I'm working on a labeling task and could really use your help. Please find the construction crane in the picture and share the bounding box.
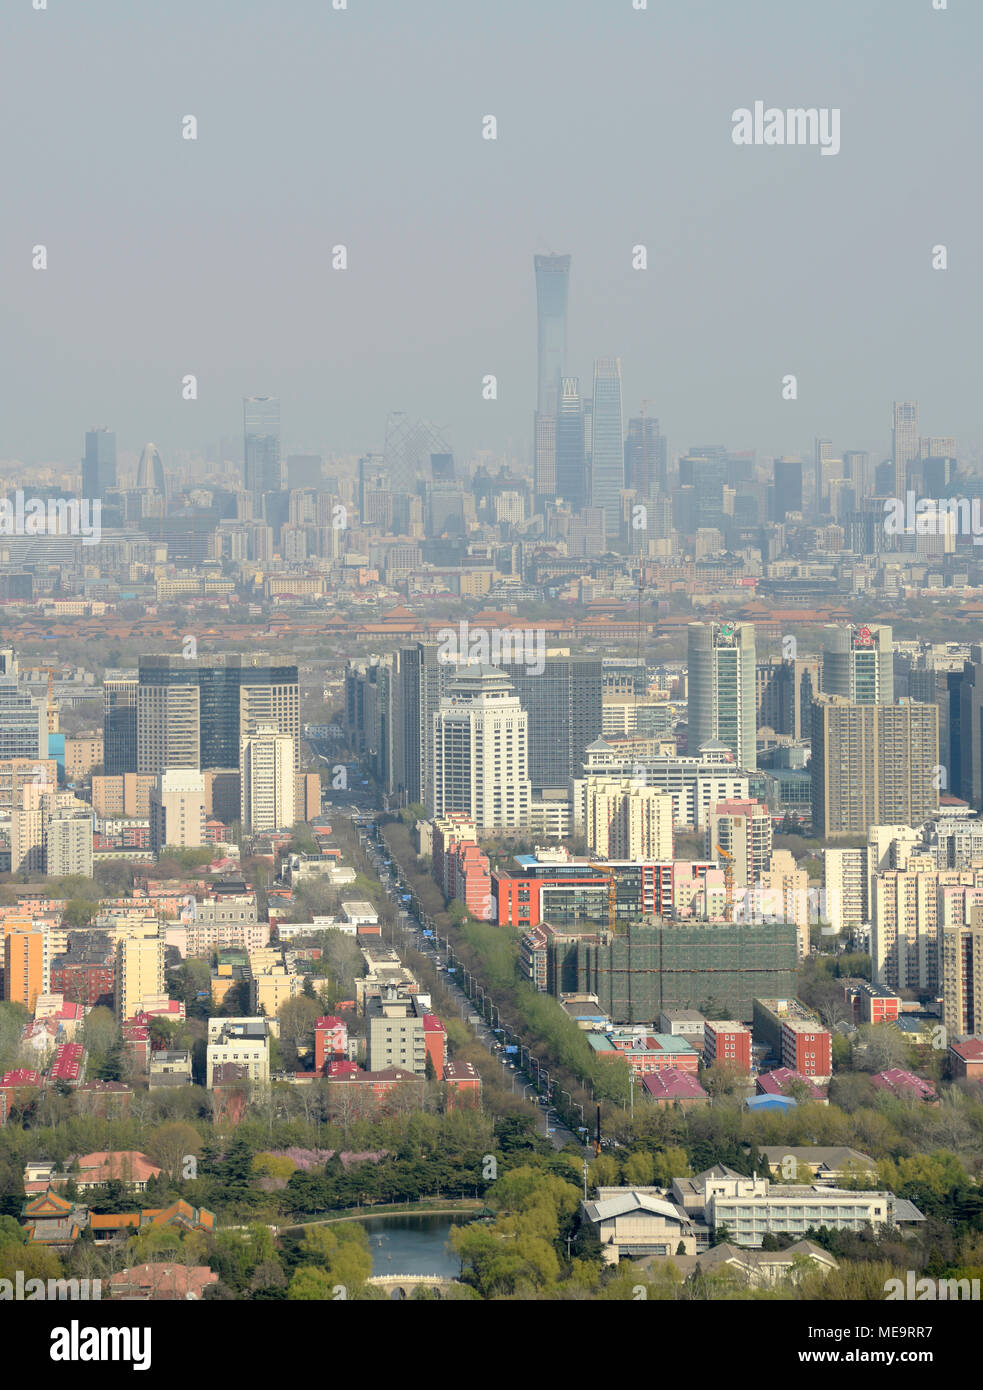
[716,844,734,921]
[607,875,617,933]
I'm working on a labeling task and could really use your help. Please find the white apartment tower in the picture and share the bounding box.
[240,722,296,832]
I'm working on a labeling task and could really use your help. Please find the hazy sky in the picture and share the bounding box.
[2,0,980,472]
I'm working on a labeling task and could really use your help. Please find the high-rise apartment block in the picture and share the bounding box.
[585,780,674,861]
[240,722,296,832]
[115,935,165,1021]
[707,799,773,890]
[811,695,938,837]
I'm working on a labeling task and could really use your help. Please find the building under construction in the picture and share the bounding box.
[575,921,798,1023]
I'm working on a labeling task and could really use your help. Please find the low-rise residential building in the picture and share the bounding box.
[869,1069,937,1101]
[641,1068,709,1106]
[756,1067,828,1103]
[845,980,902,1025]
[148,1051,193,1090]
[949,1038,983,1081]
[109,1264,219,1301]
[206,1017,271,1090]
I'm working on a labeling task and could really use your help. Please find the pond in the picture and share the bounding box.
[365,1213,472,1277]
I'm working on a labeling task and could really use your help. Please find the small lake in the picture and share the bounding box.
[365,1214,471,1277]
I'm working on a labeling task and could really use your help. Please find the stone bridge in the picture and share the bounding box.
[367,1274,458,1299]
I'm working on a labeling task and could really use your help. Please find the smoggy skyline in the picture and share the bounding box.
[2,0,981,470]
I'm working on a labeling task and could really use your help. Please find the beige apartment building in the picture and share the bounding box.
[585,779,674,861]
[811,696,938,837]
[149,769,207,854]
[91,773,157,818]
[115,935,165,1020]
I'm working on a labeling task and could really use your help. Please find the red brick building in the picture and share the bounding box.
[423,1014,446,1079]
[443,1059,481,1107]
[780,1020,832,1081]
[314,1016,348,1073]
[703,1021,752,1074]
[949,1038,983,1081]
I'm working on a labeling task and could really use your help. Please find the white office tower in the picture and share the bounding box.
[431,667,531,834]
[240,722,296,832]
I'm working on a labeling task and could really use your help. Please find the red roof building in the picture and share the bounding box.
[442,1059,481,1107]
[72,1151,163,1192]
[109,1263,219,1301]
[949,1038,983,1082]
[0,1068,43,1125]
[756,1067,827,1103]
[641,1068,709,1106]
[49,1043,85,1086]
[869,1069,937,1102]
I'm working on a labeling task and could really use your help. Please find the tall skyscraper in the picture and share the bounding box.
[533,412,557,503]
[555,378,586,512]
[814,438,836,513]
[624,416,667,498]
[82,427,117,501]
[590,358,624,538]
[0,681,48,761]
[843,450,873,502]
[957,646,983,811]
[821,624,893,704]
[811,695,939,836]
[432,667,531,832]
[244,396,281,494]
[687,622,757,770]
[534,254,570,417]
[499,656,603,790]
[135,442,166,496]
[772,457,802,520]
[892,401,919,499]
[102,669,138,778]
[534,254,570,510]
[137,653,299,775]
